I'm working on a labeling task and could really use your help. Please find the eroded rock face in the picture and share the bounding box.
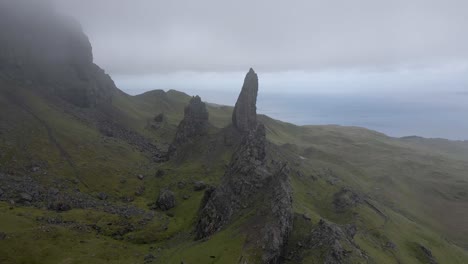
[299,219,367,264]
[232,68,259,132]
[0,1,115,107]
[195,125,269,238]
[168,96,209,157]
[196,127,293,263]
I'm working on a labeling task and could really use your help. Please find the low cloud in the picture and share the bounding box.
[54,0,468,75]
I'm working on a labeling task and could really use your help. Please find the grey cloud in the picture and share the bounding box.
[53,0,468,75]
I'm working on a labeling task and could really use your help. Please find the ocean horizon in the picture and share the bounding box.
[125,87,468,141]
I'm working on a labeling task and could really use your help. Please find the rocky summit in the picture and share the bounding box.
[232,68,259,132]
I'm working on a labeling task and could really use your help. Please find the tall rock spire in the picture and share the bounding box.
[232,68,258,132]
[196,70,293,263]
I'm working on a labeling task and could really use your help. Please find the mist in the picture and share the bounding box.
[50,0,468,139]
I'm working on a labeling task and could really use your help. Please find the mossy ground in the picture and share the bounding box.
[1,85,467,263]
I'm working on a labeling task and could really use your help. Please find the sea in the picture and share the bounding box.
[127,88,468,140]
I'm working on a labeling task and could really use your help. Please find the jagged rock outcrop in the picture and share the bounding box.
[308,219,365,264]
[0,1,116,107]
[287,219,368,264]
[168,96,209,157]
[418,244,438,264]
[195,69,293,263]
[195,125,269,238]
[232,68,259,132]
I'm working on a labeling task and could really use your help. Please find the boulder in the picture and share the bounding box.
[18,193,33,203]
[154,113,165,123]
[135,186,145,196]
[193,181,206,191]
[155,170,165,178]
[97,192,108,200]
[157,189,176,211]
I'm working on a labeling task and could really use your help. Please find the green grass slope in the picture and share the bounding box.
[0,83,467,263]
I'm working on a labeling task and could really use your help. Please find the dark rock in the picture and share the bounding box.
[49,188,59,196]
[101,128,114,137]
[18,192,33,202]
[47,201,71,212]
[97,192,108,200]
[97,120,165,162]
[154,113,165,123]
[333,187,363,212]
[0,188,4,197]
[144,253,156,263]
[46,216,64,225]
[135,186,145,196]
[137,174,144,180]
[196,127,292,263]
[302,214,311,221]
[196,125,268,238]
[385,241,397,250]
[232,68,258,132]
[155,170,165,178]
[193,181,206,191]
[306,219,367,264]
[419,244,438,264]
[122,196,134,203]
[0,173,152,219]
[0,232,6,240]
[195,70,293,263]
[177,181,186,189]
[157,189,176,211]
[168,96,209,157]
[182,195,190,200]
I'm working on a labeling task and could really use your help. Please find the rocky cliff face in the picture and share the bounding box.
[196,69,293,263]
[0,1,116,107]
[168,96,209,157]
[232,68,259,132]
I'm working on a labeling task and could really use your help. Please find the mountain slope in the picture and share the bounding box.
[0,2,467,264]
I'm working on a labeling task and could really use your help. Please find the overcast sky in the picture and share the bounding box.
[53,0,468,96]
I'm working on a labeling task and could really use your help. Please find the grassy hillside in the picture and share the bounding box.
[1,81,467,263]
